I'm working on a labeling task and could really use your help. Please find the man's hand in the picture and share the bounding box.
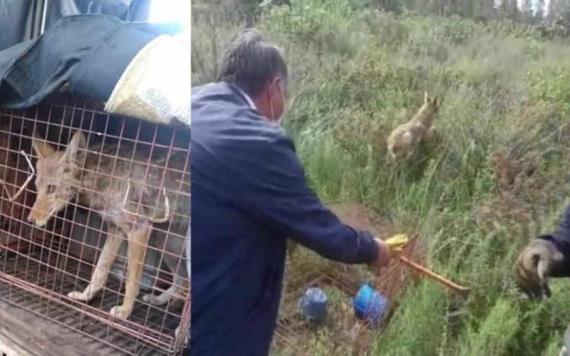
[516,238,564,299]
[368,238,392,270]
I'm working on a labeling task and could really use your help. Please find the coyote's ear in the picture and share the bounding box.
[424,91,429,103]
[32,133,56,159]
[62,131,86,165]
[432,96,440,108]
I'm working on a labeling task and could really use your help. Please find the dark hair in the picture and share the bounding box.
[217,28,288,98]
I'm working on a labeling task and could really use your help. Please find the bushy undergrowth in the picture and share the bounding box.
[193,1,570,354]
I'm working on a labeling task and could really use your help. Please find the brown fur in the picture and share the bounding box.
[516,238,563,299]
[28,131,190,326]
[387,92,441,161]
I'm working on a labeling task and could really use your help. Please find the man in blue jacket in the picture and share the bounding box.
[517,204,570,299]
[191,29,391,356]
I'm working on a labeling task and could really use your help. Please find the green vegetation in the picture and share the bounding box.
[192,1,570,354]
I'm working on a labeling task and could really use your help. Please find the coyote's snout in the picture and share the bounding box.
[27,197,51,227]
[29,131,190,328]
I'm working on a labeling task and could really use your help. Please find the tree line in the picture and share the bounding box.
[193,0,570,38]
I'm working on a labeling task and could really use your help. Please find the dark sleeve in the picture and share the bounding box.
[238,130,378,264]
[547,205,570,253]
[538,205,570,276]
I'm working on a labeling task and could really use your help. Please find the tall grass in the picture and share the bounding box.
[192,0,570,354]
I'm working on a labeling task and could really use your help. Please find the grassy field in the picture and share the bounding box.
[192,1,570,355]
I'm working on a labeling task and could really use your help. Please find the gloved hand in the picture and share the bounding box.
[516,237,565,299]
[367,233,408,271]
[367,237,392,270]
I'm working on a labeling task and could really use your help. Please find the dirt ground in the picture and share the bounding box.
[273,202,428,356]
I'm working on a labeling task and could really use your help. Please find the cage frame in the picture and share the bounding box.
[0,94,190,356]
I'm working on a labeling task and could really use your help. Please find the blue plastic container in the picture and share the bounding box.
[299,287,328,323]
[353,283,389,328]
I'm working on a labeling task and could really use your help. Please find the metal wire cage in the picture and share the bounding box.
[0,95,190,355]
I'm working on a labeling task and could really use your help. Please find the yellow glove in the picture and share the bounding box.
[385,234,409,252]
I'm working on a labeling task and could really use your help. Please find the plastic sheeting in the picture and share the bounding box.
[43,0,151,30]
[0,15,166,109]
[0,0,152,51]
[0,0,34,51]
[105,31,191,127]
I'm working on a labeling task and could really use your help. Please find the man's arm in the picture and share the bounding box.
[238,131,380,264]
[538,205,570,277]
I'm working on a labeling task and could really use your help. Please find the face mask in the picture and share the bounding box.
[272,105,283,126]
[269,80,285,127]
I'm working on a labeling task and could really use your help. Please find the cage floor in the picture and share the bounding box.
[0,251,185,355]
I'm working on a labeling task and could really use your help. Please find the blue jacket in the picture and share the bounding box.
[191,82,378,356]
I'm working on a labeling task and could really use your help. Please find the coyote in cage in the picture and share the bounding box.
[27,131,189,328]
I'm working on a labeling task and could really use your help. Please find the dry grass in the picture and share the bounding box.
[273,203,429,355]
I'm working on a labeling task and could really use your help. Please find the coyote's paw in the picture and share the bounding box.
[67,290,91,302]
[109,305,132,320]
[143,293,159,304]
[143,292,173,306]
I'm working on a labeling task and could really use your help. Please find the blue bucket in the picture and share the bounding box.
[299,287,328,323]
[353,283,388,328]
